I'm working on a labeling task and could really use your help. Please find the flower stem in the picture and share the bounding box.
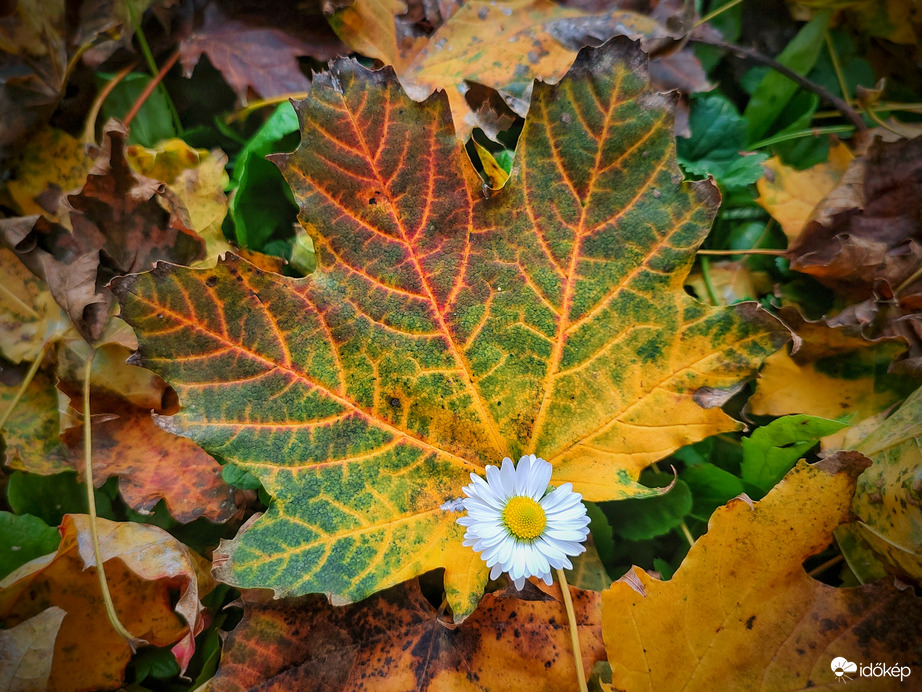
[82,352,145,650]
[0,347,46,431]
[555,568,588,692]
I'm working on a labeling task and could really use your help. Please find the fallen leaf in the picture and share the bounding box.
[0,515,213,690]
[113,40,788,616]
[209,579,604,691]
[0,606,66,692]
[603,452,922,691]
[851,385,922,581]
[787,137,922,300]
[0,0,67,167]
[1,120,206,342]
[126,139,231,260]
[755,142,853,242]
[749,308,915,426]
[0,362,70,474]
[684,259,772,305]
[0,247,69,365]
[328,0,690,139]
[61,400,239,523]
[179,1,343,102]
[3,128,93,226]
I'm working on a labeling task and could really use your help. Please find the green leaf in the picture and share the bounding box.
[0,511,60,580]
[222,463,264,491]
[132,646,181,682]
[743,10,832,143]
[7,471,116,527]
[682,463,745,520]
[97,72,178,147]
[113,40,788,616]
[228,102,300,250]
[602,473,693,541]
[740,414,847,496]
[678,94,768,190]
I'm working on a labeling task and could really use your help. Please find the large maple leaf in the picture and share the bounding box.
[112,38,788,617]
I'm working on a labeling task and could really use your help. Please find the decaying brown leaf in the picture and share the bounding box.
[0,120,205,342]
[210,579,604,691]
[788,137,922,300]
[179,0,345,101]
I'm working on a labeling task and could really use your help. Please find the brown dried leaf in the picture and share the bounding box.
[210,579,604,691]
[179,1,344,101]
[62,399,239,523]
[788,137,922,300]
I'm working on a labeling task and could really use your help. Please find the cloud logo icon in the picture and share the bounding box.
[831,657,858,681]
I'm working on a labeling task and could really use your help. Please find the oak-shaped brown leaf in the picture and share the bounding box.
[0,120,206,342]
[603,453,922,691]
[210,579,604,691]
[0,515,213,691]
[179,1,345,101]
[61,398,239,523]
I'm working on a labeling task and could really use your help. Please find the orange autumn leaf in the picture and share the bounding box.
[0,515,212,692]
[602,453,922,691]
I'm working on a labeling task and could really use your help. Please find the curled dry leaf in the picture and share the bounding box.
[602,453,922,691]
[0,515,213,691]
[0,120,206,342]
[209,579,604,691]
[787,136,922,300]
[114,39,788,616]
[0,0,67,167]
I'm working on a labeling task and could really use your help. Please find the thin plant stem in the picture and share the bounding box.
[226,92,308,124]
[124,50,180,128]
[555,568,588,692]
[0,347,46,431]
[131,11,182,134]
[862,105,915,138]
[695,0,745,27]
[84,62,137,145]
[690,37,866,132]
[750,124,855,149]
[895,265,922,297]
[699,256,721,306]
[824,32,851,103]
[82,352,145,650]
[807,553,843,578]
[697,248,786,256]
[680,522,696,548]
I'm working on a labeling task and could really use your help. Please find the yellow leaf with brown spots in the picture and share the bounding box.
[602,453,922,691]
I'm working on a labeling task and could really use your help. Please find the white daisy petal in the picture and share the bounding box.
[525,457,553,499]
[499,457,516,496]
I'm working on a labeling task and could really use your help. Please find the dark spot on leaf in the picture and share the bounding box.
[206,275,218,287]
[745,615,756,630]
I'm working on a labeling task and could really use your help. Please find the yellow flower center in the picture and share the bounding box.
[503,496,547,541]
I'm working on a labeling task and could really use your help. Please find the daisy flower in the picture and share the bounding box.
[457,454,590,589]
